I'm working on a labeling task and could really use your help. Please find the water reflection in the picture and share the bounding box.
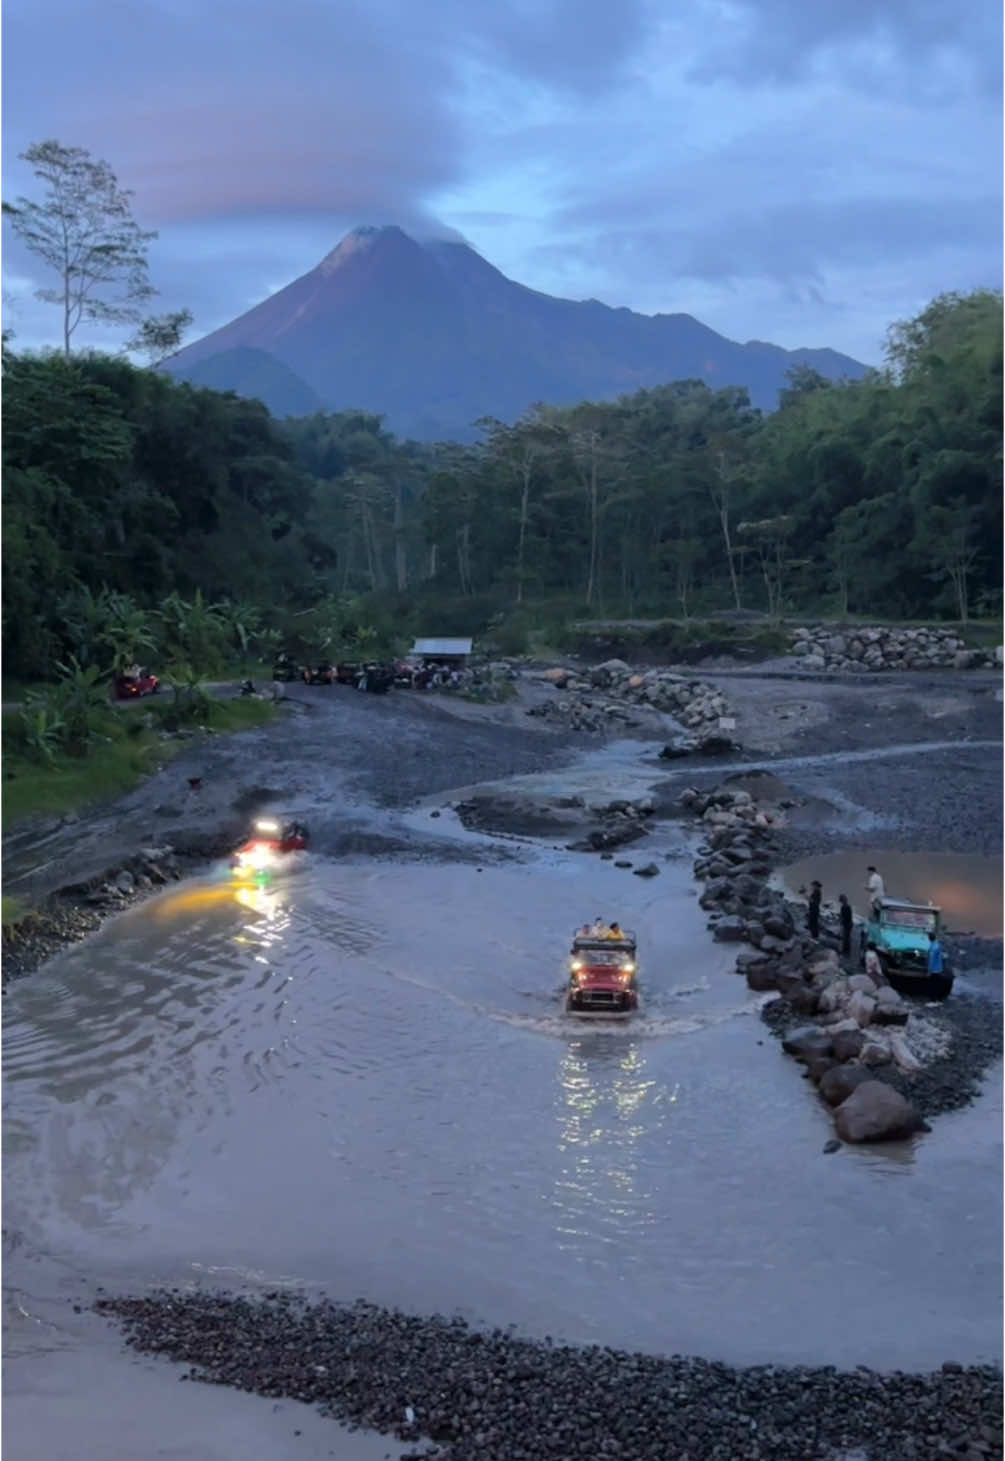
[779,850,1003,938]
[553,1038,677,1252]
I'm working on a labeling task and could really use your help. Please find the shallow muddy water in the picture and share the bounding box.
[779,850,1004,938]
[4,826,1002,1381]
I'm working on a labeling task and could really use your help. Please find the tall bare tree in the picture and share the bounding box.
[4,139,156,355]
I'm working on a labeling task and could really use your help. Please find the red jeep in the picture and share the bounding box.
[566,930,639,1017]
[113,668,160,699]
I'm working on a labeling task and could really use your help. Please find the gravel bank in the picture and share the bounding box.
[2,687,575,985]
[96,1290,1002,1461]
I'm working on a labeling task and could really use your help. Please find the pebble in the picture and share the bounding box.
[94,1290,1003,1461]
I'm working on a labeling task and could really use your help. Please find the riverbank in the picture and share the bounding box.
[5,662,1001,1461]
[97,1288,1002,1461]
[1,684,578,985]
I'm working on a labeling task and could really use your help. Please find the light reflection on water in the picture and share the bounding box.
[779,849,1003,938]
[2,852,1001,1370]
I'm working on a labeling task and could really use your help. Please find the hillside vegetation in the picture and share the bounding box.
[4,288,1001,688]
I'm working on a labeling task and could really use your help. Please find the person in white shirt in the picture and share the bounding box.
[866,866,885,916]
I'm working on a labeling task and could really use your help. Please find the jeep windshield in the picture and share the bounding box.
[881,907,938,933]
[572,948,635,970]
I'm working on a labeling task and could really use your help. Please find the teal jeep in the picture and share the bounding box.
[861,898,953,1000]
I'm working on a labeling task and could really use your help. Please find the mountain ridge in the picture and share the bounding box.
[164,225,868,439]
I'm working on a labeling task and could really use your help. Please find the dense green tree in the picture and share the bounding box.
[2,289,1000,682]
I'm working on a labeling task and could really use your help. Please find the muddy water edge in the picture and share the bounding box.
[3,674,1002,1461]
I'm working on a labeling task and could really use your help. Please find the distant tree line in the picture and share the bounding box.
[3,142,1001,680]
[3,283,1000,682]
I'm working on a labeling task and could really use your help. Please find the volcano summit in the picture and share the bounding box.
[164,225,866,439]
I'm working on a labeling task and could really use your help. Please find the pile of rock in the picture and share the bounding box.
[526,696,643,733]
[789,624,992,672]
[535,661,734,736]
[680,782,934,1143]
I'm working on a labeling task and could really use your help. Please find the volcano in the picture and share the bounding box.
[164,225,867,439]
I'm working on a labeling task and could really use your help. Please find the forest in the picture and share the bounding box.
[3,287,1002,686]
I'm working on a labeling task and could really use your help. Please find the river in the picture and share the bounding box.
[4,815,1001,1391]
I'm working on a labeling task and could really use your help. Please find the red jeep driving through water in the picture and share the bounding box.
[566,927,639,1017]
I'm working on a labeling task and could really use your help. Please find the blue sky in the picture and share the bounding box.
[3,0,1001,364]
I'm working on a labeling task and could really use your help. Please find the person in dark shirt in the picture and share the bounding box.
[838,893,854,957]
[807,880,822,938]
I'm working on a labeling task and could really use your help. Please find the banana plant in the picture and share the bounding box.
[52,658,111,756]
[158,590,227,674]
[163,659,212,724]
[99,605,159,673]
[16,700,66,763]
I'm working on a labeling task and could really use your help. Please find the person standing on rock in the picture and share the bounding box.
[838,894,854,957]
[807,880,822,938]
[866,865,885,916]
[927,930,946,977]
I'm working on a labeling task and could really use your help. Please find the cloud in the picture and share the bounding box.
[677,0,1002,95]
[2,0,1000,367]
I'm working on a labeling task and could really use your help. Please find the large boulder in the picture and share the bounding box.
[819,1063,874,1107]
[873,986,909,1026]
[889,1032,924,1073]
[860,1036,893,1068]
[782,1026,834,1061]
[848,973,879,997]
[712,916,747,942]
[832,1027,866,1062]
[699,879,732,909]
[584,822,648,852]
[746,964,780,992]
[787,985,820,1016]
[736,949,770,971]
[834,1082,927,1143]
[818,977,850,1014]
[806,949,841,980]
[846,990,877,1028]
[697,734,740,756]
[590,658,631,686]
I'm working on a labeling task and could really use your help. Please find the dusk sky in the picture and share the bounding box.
[3,0,1001,365]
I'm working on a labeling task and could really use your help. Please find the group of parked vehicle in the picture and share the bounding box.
[271,652,467,694]
[272,653,396,694]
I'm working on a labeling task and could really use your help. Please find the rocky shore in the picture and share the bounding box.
[676,775,1001,1135]
[96,1289,1002,1461]
[1,829,242,988]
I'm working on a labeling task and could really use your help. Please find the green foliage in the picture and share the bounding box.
[2,289,1000,692]
[14,700,66,763]
[162,661,213,727]
[126,308,194,365]
[2,896,28,929]
[12,659,112,762]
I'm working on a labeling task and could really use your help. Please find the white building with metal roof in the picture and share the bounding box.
[410,637,473,662]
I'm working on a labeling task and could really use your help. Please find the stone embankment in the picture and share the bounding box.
[678,780,971,1144]
[788,624,997,672]
[529,660,732,736]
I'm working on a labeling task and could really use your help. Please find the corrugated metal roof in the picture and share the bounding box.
[411,638,473,655]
